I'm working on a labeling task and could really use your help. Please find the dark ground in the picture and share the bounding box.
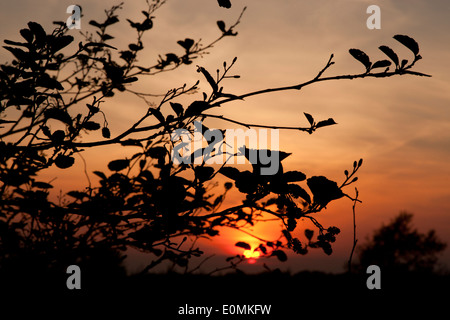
[1,269,449,318]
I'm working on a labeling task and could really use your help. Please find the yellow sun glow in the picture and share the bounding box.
[243,250,261,259]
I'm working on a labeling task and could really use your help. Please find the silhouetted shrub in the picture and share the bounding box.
[0,1,429,277]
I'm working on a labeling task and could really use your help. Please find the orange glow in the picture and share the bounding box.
[243,250,261,259]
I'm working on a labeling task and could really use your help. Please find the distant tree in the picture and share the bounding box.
[353,212,446,274]
[0,0,430,279]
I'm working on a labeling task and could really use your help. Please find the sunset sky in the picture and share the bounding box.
[1,0,449,273]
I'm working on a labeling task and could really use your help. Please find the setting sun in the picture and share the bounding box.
[243,250,261,259]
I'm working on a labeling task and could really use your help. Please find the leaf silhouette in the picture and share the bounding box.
[287,184,311,203]
[126,18,153,31]
[283,171,306,182]
[304,229,314,241]
[258,244,267,254]
[89,20,102,29]
[27,22,46,47]
[235,241,251,250]
[86,103,99,114]
[169,102,184,116]
[349,48,372,71]
[150,108,165,123]
[304,112,314,125]
[50,35,74,53]
[197,66,218,93]
[321,242,333,255]
[239,146,291,175]
[84,42,117,50]
[141,18,153,31]
[101,127,111,139]
[307,176,344,207]
[128,43,142,51]
[92,171,107,180]
[36,74,64,90]
[50,130,65,144]
[185,100,210,117]
[2,46,30,64]
[177,38,195,51]
[147,146,167,159]
[195,166,215,182]
[393,34,419,56]
[67,191,88,200]
[20,28,33,43]
[217,20,226,33]
[315,118,337,129]
[219,166,241,181]
[44,108,72,125]
[104,15,119,27]
[372,60,392,69]
[107,159,129,171]
[3,39,29,48]
[82,121,100,131]
[32,181,53,189]
[379,45,399,67]
[401,59,408,69]
[271,250,287,262]
[217,0,231,8]
[54,154,75,169]
[165,53,179,64]
[234,171,258,194]
[122,76,138,83]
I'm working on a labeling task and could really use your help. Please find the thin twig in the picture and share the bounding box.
[187,254,215,274]
[347,188,359,273]
[202,113,310,132]
[75,151,92,191]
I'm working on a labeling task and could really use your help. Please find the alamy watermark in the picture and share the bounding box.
[170,121,281,175]
[367,5,381,30]
[66,264,81,289]
[66,5,81,30]
[366,265,381,289]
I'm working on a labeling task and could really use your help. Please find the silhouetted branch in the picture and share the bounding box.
[347,188,359,273]
[212,62,430,107]
[202,113,311,132]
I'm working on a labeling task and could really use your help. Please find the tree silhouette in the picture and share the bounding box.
[0,1,430,282]
[352,212,446,274]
